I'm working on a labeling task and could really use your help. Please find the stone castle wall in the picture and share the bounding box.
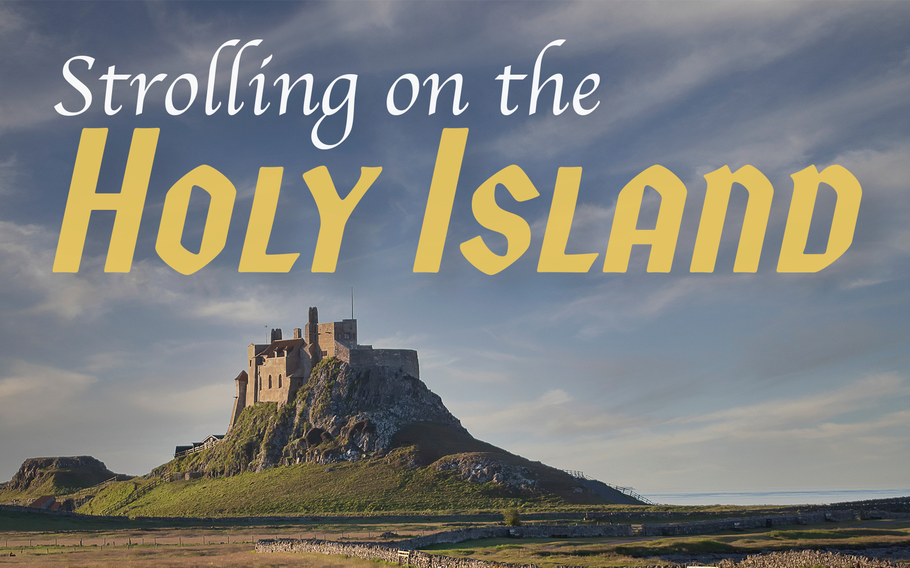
[313,320,357,358]
[347,348,419,378]
[231,308,419,431]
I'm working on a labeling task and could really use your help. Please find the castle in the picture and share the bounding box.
[228,307,418,429]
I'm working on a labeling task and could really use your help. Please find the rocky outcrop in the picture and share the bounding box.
[4,456,120,494]
[434,453,541,492]
[295,357,467,457]
[172,357,470,476]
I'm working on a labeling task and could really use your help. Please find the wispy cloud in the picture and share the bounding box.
[671,373,909,436]
[0,361,97,425]
[130,382,229,417]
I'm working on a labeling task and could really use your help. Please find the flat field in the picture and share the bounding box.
[0,547,378,567]
[1,511,910,567]
[421,519,910,567]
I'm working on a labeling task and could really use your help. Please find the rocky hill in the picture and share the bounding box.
[0,456,127,501]
[2,352,642,516]
[156,356,641,506]
[164,357,467,475]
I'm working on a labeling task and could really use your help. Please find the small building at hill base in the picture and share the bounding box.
[174,434,225,458]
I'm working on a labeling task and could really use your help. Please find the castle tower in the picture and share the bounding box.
[307,306,322,365]
[229,370,249,430]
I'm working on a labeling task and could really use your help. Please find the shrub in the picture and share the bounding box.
[504,508,521,526]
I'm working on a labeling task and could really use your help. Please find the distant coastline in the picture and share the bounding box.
[650,487,910,506]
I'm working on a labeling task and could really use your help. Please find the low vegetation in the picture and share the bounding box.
[503,508,521,527]
[77,455,572,517]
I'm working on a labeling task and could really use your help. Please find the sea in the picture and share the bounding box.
[645,487,910,506]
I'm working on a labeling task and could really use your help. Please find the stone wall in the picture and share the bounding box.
[392,524,633,549]
[256,538,548,568]
[347,348,419,378]
[637,509,857,536]
[256,534,668,568]
[333,340,351,363]
[314,320,357,358]
[256,511,864,567]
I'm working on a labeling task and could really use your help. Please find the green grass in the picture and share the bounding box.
[767,527,910,540]
[614,537,737,556]
[78,454,574,517]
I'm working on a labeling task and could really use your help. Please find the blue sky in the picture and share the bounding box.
[1,1,909,502]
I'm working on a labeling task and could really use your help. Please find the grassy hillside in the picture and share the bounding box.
[0,475,73,503]
[157,402,282,478]
[78,447,602,517]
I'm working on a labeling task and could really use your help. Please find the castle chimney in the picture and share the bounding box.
[271,328,282,342]
[307,307,321,364]
[293,328,302,339]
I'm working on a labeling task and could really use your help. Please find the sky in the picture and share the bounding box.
[1,1,909,503]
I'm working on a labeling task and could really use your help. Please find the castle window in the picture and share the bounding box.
[268,375,272,389]
[278,375,282,388]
